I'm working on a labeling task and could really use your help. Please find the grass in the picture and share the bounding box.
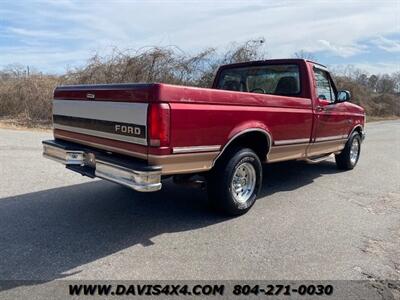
[366,116,400,122]
[0,118,51,131]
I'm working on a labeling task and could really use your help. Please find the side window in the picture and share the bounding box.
[314,68,335,102]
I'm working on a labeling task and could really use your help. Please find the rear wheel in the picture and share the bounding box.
[207,148,262,216]
[335,132,361,170]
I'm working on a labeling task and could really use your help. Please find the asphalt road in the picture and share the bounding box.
[0,121,399,287]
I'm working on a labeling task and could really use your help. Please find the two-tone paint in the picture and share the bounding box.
[52,59,365,175]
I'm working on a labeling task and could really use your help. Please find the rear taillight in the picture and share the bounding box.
[148,103,170,147]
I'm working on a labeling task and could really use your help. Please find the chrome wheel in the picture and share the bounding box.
[231,162,256,204]
[350,137,360,165]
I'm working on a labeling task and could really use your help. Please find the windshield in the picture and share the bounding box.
[216,64,300,96]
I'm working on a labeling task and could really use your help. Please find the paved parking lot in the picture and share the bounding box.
[0,121,399,287]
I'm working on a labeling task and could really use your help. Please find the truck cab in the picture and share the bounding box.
[213,60,365,161]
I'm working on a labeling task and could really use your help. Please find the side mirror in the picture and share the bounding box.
[337,90,351,102]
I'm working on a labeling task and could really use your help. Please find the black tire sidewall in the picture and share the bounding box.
[348,133,361,168]
[220,148,262,214]
[336,132,361,170]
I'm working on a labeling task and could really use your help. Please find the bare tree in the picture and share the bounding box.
[1,39,399,125]
[376,74,395,94]
[293,50,316,60]
[222,38,267,64]
[367,75,378,92]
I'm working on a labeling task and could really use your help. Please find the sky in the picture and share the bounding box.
[0,0,399,75]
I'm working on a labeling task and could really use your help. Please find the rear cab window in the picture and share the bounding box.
[216,64,301,96]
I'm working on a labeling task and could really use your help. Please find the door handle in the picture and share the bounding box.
[316,106,325,112]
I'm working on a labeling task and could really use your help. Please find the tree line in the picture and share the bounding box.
[0,39,398,125]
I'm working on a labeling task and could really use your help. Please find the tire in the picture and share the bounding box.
[207,147,262,216]
[335,132,361,170]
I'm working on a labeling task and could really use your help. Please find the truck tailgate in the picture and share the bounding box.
[53,100,147,145]
[53,83,155,158]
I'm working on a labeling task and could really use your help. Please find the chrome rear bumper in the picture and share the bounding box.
[42,140,162,192]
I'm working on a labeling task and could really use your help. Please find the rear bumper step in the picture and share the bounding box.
[42,139,162,192]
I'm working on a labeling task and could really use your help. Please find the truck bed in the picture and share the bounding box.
[53,83,312,159]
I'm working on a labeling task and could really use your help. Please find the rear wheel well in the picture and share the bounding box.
[215,131,270,164]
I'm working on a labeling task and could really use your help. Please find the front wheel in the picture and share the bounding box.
[335,132,361,170]
[207,148,262,216]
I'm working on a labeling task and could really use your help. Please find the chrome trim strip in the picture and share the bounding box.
[172,145,221,154]
[267,142,309,162]
[306,139,346,157]
[148,152,219,175]
[54,133,148,159]
[315,135,347,142]
[274,138,309,146]
[53,124,147,145]
[53,100,148,124]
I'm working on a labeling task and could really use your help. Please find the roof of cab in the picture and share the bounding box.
[219,58,327,69]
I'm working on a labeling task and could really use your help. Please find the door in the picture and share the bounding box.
[307,67,349,157]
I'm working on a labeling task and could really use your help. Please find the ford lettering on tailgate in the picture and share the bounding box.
[52,100,148,145]
[53,115,145,138]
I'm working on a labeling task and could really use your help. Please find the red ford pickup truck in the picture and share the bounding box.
[43,59,365,215]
